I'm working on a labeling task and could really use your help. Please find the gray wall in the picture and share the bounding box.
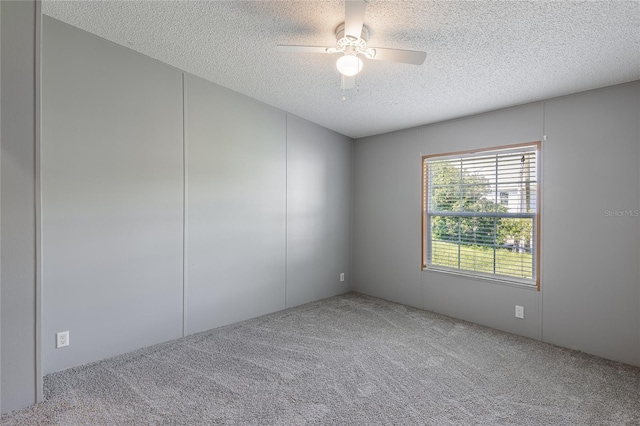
[352,126,423,308]
[286,116,353,307]
[41,16,185,374]
[353,83,640,366]
[1,0,38,413]
[420,104,543,341]
[8,8,637,416]
[542,85,640,365]
[37,16,353,382]
[185,75,286,334]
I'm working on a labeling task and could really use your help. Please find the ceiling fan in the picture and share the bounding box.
[277,0,427,90]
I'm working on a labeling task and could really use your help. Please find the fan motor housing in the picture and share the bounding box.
[335,22,369,51]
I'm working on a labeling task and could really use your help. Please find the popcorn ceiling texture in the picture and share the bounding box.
[42,1,640,138]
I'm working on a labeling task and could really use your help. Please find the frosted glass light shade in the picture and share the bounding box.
[336,54,363,77]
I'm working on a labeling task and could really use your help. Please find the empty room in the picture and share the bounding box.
[1,0,639,424]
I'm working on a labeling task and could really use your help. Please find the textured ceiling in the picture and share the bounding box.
[42,1,640,139]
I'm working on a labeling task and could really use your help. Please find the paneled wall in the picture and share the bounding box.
[4,8,637,416]
[1,0,39,413]
[541,85,640,365]
[419,104,543,340]
[39,17,352,379]
[41,16,185,374]
[353,82,640,367]
[352,127,423,307]
[184,75,287,334]
[286,116,352,307]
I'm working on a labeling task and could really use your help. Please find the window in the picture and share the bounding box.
[422,142,540,288]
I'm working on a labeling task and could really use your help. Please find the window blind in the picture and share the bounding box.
[423,144,539,286]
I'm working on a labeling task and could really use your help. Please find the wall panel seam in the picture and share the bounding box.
[34,0,43,403]
[284,114,288,309]
[182,73,188,337]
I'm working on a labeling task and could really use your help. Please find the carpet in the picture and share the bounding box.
[2,292,639,425]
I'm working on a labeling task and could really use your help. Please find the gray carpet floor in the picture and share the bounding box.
[2,292,639,425]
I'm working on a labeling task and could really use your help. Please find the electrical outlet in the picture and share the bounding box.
[56,331,69,348]
[515,305,524,319]
[340,273,345,282]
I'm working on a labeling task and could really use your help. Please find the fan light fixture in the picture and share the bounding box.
[336,54,363,77]
[276,0,427,91]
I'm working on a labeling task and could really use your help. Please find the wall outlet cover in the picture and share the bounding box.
[56,331,69,348]
[515,305,524,319]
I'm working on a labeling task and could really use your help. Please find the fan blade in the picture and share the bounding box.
[344,0,367,39]
[368,47,427,65]
[276,45,333,54]
[341,75,356,90]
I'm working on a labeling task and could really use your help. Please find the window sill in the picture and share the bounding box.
[422,266,539,291]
